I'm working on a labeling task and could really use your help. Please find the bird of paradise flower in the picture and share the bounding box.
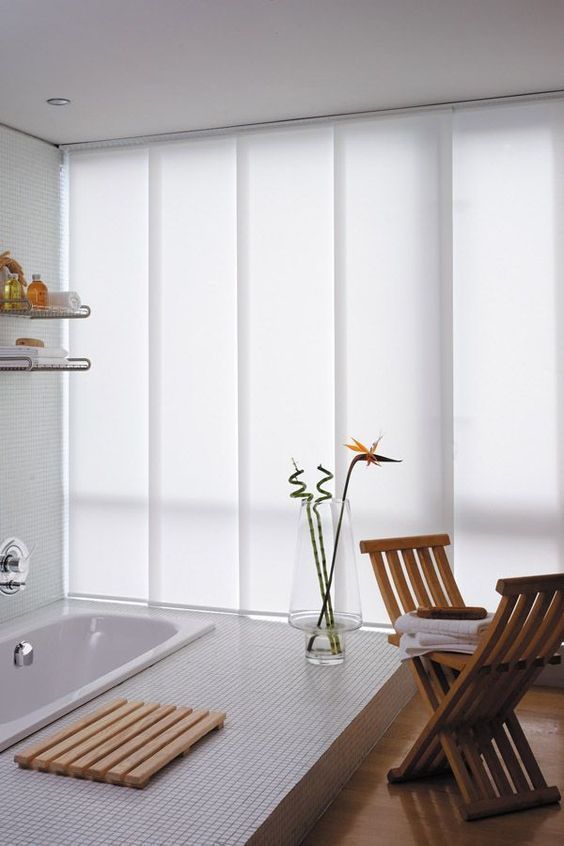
[345,436,383,466]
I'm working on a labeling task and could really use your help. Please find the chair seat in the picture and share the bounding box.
[427,651,471,670]
[387,632,472,671]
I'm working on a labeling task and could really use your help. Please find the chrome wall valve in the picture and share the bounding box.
[0,538,31,596]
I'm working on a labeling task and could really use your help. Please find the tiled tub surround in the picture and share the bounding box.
[0,600,415,846]
[0,123,64,624]
[0,607,213,752]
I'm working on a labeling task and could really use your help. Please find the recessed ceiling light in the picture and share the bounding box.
[46,98,71,106]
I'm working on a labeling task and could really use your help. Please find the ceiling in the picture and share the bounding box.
[2,0,564,146]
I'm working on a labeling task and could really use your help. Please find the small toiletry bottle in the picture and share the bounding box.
[2,272,23,311]
[27,274,48,308]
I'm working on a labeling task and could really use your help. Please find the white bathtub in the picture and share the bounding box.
[0,606,213,752]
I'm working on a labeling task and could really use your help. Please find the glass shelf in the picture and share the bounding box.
[0,297,91,370]
[0,301,91,319]
[0,356,91,372]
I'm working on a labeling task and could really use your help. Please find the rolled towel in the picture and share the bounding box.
[398,631,483,662]
[47,291,81,311]
[394,610,494,639]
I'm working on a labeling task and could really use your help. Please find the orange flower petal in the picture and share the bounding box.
[351,438,370,453]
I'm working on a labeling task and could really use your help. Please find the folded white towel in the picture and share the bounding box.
[398,631,482,662]
[0,346,68,359]
[394,610,494,639]
[35,347,68,359]
[47,291,81,311]
[0,347,70,368]
[16,346,68,359]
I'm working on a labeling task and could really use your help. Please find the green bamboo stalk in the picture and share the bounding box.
[313,464,341,654]
[289,461,335,643]
[305,454,363,654]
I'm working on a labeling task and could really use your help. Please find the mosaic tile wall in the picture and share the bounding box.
[0,123,64,622]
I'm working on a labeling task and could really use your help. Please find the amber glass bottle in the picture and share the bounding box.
[27,274,48,308]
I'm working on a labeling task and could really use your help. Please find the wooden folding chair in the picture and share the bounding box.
[360,533,563,821]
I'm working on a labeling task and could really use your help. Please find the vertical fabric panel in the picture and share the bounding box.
[337,114,451,624]
[67,101,564,624]
[453,102,563,608]
[238,127,334,613]
[69,149,149,599]
[149,139,239,608]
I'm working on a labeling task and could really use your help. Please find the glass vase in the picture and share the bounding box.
[289,498,362,665]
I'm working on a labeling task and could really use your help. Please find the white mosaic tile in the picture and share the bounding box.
[0,600,414,845]
[0,123,64,624]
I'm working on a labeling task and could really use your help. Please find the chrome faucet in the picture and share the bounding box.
[14,641,33,667]
[0,538,31,596]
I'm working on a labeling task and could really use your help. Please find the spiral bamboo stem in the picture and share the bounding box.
[289,462,340,653]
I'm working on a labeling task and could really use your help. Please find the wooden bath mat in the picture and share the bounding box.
[14,698,226,789]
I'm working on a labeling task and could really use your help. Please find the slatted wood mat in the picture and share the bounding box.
[14,698,226,788]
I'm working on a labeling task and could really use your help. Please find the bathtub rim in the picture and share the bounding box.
[0,603,214,753]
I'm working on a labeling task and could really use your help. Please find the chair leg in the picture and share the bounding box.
[388,708,561,821]
[387,719,447,783]
[388,658,453,782]
[461,787,561,821]
[458,713,560,821]
[388,741,451,782]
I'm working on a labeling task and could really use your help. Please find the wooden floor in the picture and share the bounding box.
[305,687,564,846]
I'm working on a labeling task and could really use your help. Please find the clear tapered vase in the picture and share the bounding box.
[289,498,362,665]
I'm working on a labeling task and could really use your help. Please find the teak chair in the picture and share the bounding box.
[359,533,564,821]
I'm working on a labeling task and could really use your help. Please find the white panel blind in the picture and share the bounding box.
[149,139,239,609]
[68,99,564,621]
[453,101,563,608]
[238,128,335,613]
[337,114,451,623]
[69,149,149,600]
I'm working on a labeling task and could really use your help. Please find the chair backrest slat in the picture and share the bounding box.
[484,593,536,670]
[402,548,433,606]
[386,550,416,612]
[503,592,554,664]
[417,547,448,606]
[432,545,465,606]
[370,549,401,622]
[522,591,564,663]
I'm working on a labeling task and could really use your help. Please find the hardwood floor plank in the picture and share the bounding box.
[304,687,563,845]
